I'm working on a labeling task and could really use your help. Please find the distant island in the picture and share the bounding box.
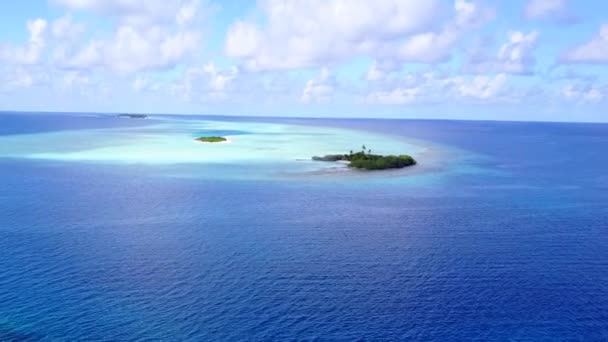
[195,136,228,143]
[118,114,147,119]
[313,145,416,170]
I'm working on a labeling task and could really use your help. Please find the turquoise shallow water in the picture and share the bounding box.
[1,113,607,340]
[0,115,429,177]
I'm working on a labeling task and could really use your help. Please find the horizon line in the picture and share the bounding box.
[1,109,607,125]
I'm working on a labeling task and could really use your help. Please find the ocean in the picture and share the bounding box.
[1,112,607,340]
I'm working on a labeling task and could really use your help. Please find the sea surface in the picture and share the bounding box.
[1,112,607,341]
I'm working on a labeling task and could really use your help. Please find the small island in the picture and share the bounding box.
[118,113,148,119]
[313,145,416,170]
[195,136,228,143]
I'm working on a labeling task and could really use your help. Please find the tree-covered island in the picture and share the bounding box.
[195,136,228,143]
[313,145,416,170]
[117,113,147,119]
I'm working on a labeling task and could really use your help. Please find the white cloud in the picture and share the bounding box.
[51,15,84,40]
[561,24,608,64]
[54,16,201,73]
[1,69,34,90]
[176,0,200,26]
[301,67,336,103]
[455,74,507,99]
[167,64,298,106]
[202,63,239,93]
[497,31,539,74]
[49,0,206,73]
[5,0,599,115]
[59,40,102,69]
[0,19,48,65]
[366,87,419,105]
[62,70,90,89]
[561,84,604,102]
[53,0,144,12]
[364,60,404,82]
[53,0,202,26]
[225,0,446,70]
[133,76,148,91]
[0,65,51,91]
[50,15,93,67]
[396,31,459,64]
[225,21,261,61]
[464,30,539,74]
[365,72,510,105]
[394,0,494,63]
[0,0,208,103]
[171,63,240,101]
[27,19,48,49]
[365,61,388,82]
[104,26,198,73]
[524,0,568,20]
[132,76,163,92]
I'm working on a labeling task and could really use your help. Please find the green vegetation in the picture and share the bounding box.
[312,145,416,170]
[195,136,227,143]
[118,113,147,119]
[348,153,416,170]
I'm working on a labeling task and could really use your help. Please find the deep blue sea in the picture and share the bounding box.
[1,112,608,341]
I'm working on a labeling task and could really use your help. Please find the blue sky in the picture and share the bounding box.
[1,0,608,121]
